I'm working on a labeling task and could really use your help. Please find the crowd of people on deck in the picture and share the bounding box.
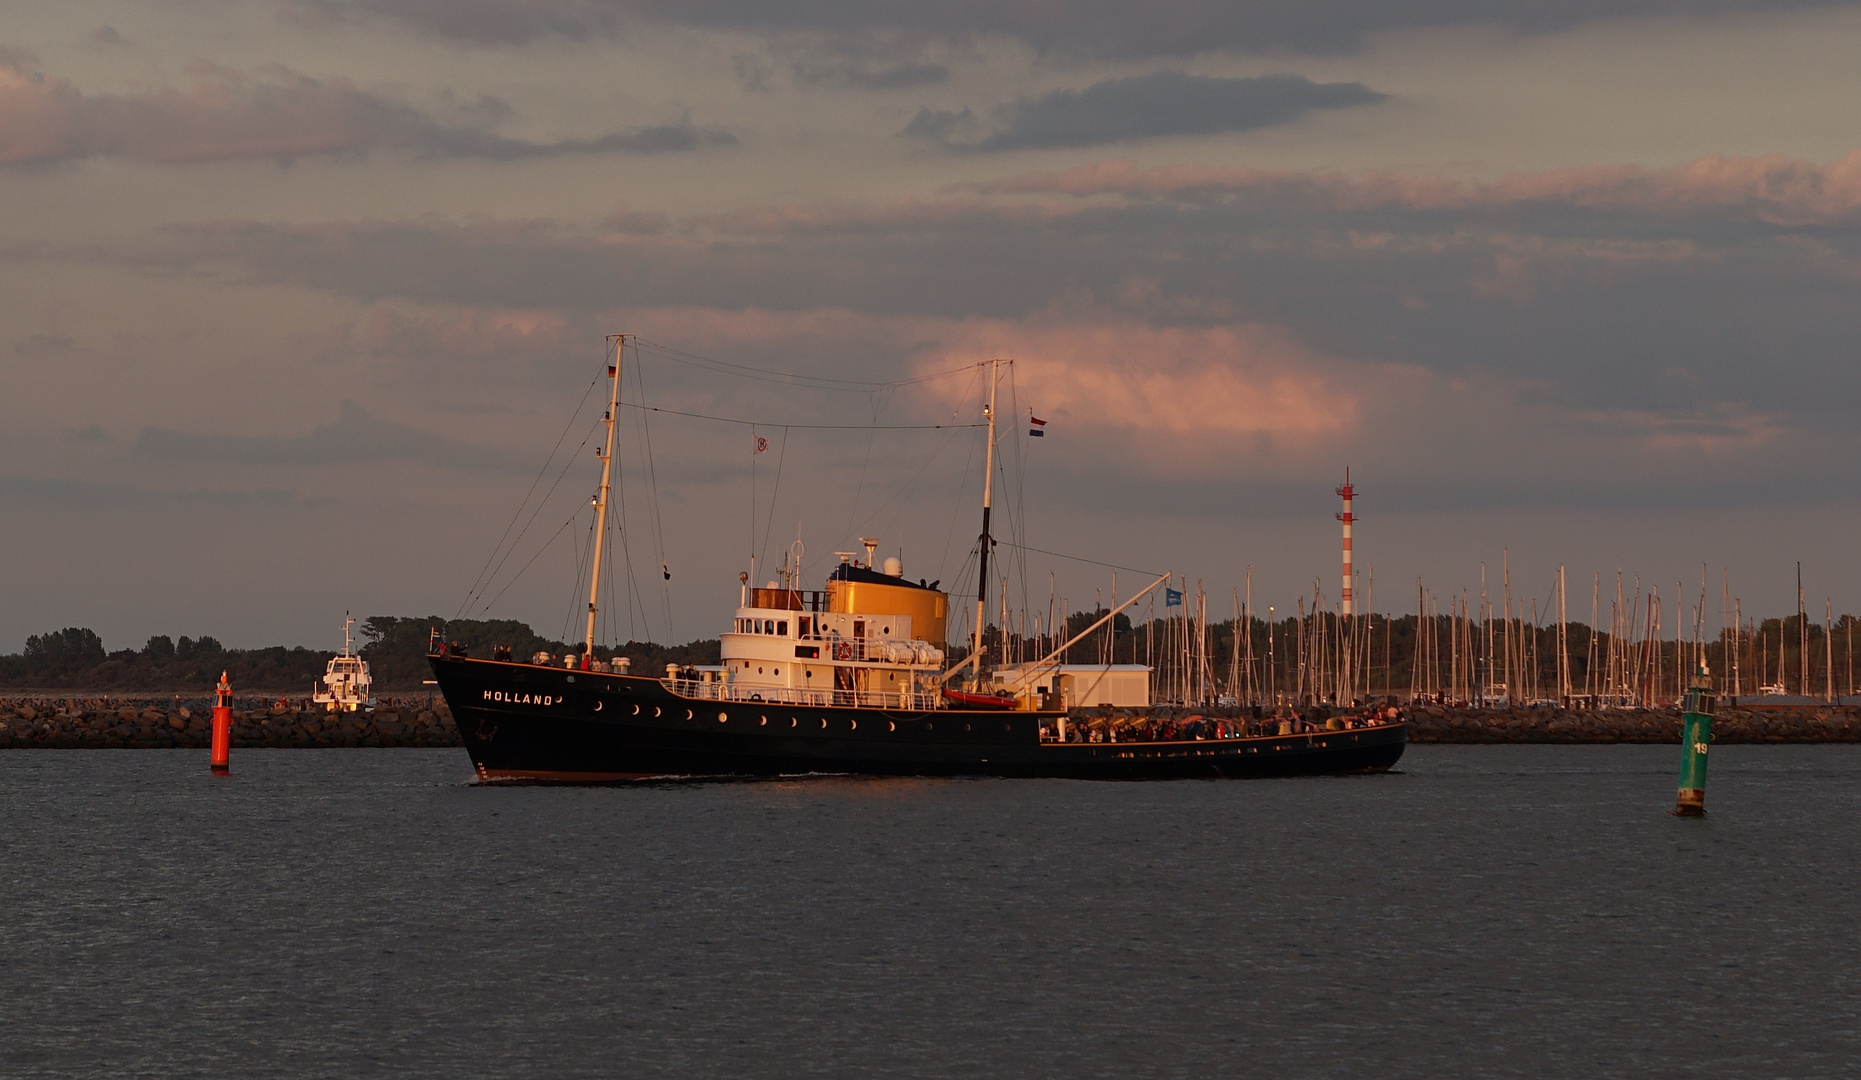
[1038,703,1404,744]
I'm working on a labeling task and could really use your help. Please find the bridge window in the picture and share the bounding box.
[778,621,787,636]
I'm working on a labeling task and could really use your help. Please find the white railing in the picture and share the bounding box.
[665,679,941,711]
[744,635,942,666]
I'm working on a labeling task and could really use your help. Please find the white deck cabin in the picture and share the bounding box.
[708,583,947,708]
[991,663,1152,709]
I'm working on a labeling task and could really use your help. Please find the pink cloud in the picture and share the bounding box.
[910,319,1353,443]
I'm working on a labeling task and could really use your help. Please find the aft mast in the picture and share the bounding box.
[582,335,626,669]
[972,359,1001,691]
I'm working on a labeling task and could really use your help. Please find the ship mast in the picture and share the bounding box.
[972,359,1001,690]
[583,335,626,669]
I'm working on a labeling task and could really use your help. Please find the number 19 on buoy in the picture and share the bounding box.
[1673,661,1715,817]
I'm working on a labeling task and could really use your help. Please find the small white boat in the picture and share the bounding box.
[314,614,375,712]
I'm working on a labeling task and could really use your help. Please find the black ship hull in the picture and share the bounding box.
[432,655,1406,782]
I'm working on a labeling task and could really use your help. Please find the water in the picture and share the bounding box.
[2,746,1857,1079]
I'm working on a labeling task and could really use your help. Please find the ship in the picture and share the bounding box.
[428,340,1406,782]
[315,613,375,712]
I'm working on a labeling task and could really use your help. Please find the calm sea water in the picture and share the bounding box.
[2,746,1857,1079]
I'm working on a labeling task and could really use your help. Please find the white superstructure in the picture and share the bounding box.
[698,552,949,710]
[314,614,375,712]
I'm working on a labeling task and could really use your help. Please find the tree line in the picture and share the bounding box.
[0,619,721,691]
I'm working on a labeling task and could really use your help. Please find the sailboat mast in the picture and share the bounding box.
[582,335,625,668]
[972,359,1001,689]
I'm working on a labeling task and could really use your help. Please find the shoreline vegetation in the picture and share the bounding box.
[0,617,722,693]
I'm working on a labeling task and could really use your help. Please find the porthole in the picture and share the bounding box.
[1004,723,1012,732]
[790,717,797,727]
[632,704,640,715]
[925,722,933,731]
[759,715,767,725]
[652,707,660,717]
[819,718,827,728]
[888,721,895,731]
[850,720,858,730]
[593,701,603,712]
[964,724,971,732]
[718,712,728,723]
[684,709,693,720]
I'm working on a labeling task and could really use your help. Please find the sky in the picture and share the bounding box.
[6,0,1861,653]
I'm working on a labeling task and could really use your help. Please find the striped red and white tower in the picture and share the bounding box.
[1336,468,1356,616]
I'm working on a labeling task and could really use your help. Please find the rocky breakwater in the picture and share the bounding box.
[1404,704,1861,744]
[0,696,462,749]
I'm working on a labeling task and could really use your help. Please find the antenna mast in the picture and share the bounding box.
[972,359,1001,690]
[1336,468,1356,616]
[583,335,625,668]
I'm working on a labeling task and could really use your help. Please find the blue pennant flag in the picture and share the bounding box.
[1165,588,1183,607]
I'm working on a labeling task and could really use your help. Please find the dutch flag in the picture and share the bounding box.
[1029,415,1047,437]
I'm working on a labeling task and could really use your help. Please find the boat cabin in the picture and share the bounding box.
[704,548,949,708]
[990,663,1152,709]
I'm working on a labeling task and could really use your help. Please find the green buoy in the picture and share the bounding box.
[1673,660,1716,817]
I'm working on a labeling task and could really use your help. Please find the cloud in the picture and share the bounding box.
[108,148,1861,433]
[905,72,1385,151]
[136,400,519,470]
[282,0,1843,57]
[796,61,949,90]
[0,476,303,509]
[966,151,1861,226]
[0,53,733,166]
[913,319,1354,442]
[364,306,584,362]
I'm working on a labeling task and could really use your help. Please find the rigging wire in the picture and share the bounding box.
[839,387,892,553]
[633,338,978,392]
[627,345,676,641]
[456,369,603,619]
[476,507,587,618]
[614,398,981,430]
[610,421,640,643]
[936,373,982,587]
[993,541,1164,578]
[828,421,960,577]
[756,427,790,578]
[561,506,599,645]
[467,417,604,620]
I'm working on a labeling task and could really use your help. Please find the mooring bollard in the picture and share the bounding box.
[1673,660,1716,816]
[210,671,233,775]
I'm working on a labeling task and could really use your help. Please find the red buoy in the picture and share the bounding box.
[210,671,233,775]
